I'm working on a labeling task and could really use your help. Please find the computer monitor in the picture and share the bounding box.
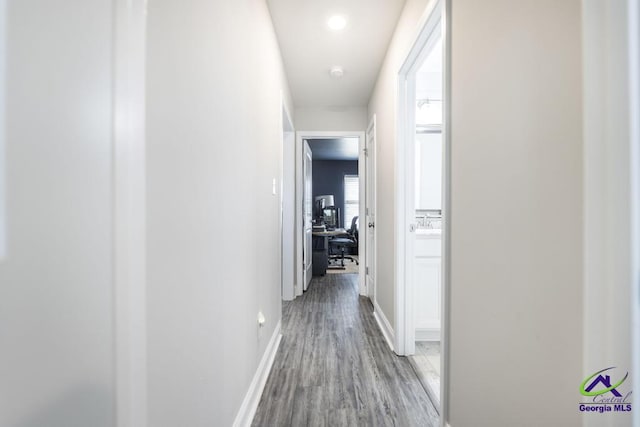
[323,207,340,230]
[315,195,335,219]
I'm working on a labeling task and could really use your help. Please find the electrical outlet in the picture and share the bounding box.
[272,178,277,195]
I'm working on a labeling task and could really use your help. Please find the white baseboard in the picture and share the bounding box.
[415,328,440,341]
[373,300,395,352]
[232,320,282,427]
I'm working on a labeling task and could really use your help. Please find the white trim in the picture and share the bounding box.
[302,140,313,291]
[415,328,440,342]
[113,1,147,426]
[295,131,367,296]
[399,0,441,74]
[440,2,452,426]
[365,116,377,301]
[395,0,442,357]
[233,321,283,427]
[295,132,303,297]
[373,300,395,352]
[280,95,295,301]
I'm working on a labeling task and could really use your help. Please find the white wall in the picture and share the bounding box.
[449,1,583,426]
[367,0,431,332]
[0,1,116,426]
[145,1,293,426]
[295,106,367,131]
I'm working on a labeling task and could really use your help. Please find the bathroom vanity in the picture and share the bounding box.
[414,228,441,341]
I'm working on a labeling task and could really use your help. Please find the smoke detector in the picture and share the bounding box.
[330,66,344,79]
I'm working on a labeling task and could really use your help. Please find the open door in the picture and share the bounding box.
[303,140,313,291]
[365,117,376,301]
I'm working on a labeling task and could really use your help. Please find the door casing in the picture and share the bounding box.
[302,140,313,291]
[365,117,377,304]
[280,98,295,301]
[294,131,366,297]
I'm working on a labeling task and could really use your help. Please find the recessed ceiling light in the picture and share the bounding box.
[327,15,347,31]
[330,66,344,78]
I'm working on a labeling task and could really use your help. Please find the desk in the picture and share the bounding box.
[312,228,347,238]
[312,228,348,276]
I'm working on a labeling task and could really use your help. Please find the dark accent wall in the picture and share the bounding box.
[312,160,358,228]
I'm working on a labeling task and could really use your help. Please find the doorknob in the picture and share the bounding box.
[368,222,375,228]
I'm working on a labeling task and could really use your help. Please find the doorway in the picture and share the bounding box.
[307,138,360,277]
[294,131,367,297]
[396,0,450,417]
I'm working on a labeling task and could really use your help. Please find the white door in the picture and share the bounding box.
[365,117,376,300]
[303,140,313,291]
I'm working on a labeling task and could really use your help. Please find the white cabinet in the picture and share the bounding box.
[415,133,442,210]
[414,232,441,341]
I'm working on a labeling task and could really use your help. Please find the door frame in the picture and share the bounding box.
[280,97,295,301]
[302,140,313,291]
[295,131,367,297]
[365,116,377,304]
[396,0,443,355]
[395,0,450,423]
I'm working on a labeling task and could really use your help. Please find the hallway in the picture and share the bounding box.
[2,1,638,426]
[252,274,438,426]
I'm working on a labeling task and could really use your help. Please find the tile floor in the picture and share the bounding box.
[409,341,441,408]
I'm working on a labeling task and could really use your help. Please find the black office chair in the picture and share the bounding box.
[329,216,359,267]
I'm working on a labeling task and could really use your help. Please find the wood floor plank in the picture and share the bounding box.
[327,407,359,427]
[252,367,297,427]
[290,386,326,427]
[251,273,438,427]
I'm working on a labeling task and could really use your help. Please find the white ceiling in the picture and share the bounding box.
[267,0,407,108]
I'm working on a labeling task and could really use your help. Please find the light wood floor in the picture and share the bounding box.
[252,273,439,426]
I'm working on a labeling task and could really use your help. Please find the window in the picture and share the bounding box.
[344,175,359,229]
